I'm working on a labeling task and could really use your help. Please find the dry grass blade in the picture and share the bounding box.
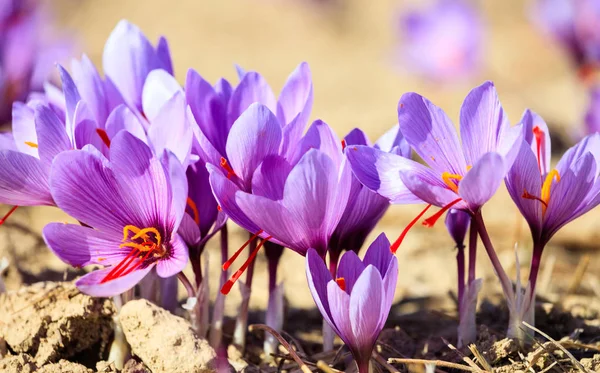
[387,358,491,372]
[248,324,312,373]
[444,339,484,371]
[468,344,493,371]
[372,352,400,373]
[521,322,592,373]
[316,360,342,373]
[567,255,591,294]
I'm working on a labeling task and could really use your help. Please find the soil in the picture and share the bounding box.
[3,0,600,372]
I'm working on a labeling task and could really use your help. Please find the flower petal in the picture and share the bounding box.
[142,69,182,121]
[34,105,71,167]
[336,251,366,293]
[518,109,551,175]
[293,120,342,167]
[306,248,335,327]
[178,213,201,247]
[76,265,152,297]
[362,233,393,276]
[0,150,52,205]
[459,81,510,165]
[344,128,371,147]
[375,124,411,157]
[349,266,383,358]
[70,55,109,125]
[105,104,147,142]
[276,62,313,127]
[147,92,192,165]
[251,155,292,200]
[346,145,422,204]
[227,71,276,126]
[12,102,38,157]
[187,161,219,237]
[398,92,466,174]
[458,152,505,209]
[399,166,467,208]
[156,234,188,277]
[43,223,126,267]
[225,103,282,190]
[327,279,354,346]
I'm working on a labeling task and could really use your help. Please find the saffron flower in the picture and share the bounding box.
[0,0,71,123]
[585,85,600,134]
[531,0,600,71]
[306,233,398,373]
[328,126,409,271]
[394,0,484,82]
[43,132,188,297]
[445,209,470,250]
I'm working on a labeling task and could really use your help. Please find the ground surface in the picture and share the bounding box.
[2,0,600,372]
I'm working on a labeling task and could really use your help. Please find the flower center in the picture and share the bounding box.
[442,172,463,193]
[522,169,560,216]
[220,230,272,294]
[100,225,165,283]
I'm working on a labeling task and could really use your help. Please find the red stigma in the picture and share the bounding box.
[221,236,272,295]
[217,205,222,212]
[532,126,544,173]
[422,198,463,227]
[96,129,111,148]
[522,189,547,207]
[390,204,432,253]
[341,139,347,150]
[222,230,263,271]
[335,277,346,291]
[220,157,237,179]
[0,206,18,226]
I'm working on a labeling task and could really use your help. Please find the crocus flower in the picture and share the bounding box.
[445,209,470,250]
[306,233,398,373]
[506,110,600,293]
[347,81,521,251]
[531,0,600,71]
[0,0,71,123]
[328,126,409,271]
[585,85,600,134]
[42,132,188,297]
[395,0,484,82]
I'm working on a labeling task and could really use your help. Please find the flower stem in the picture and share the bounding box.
[329,249,340,278]
[264,242,285,359]
[322,249,339,352]
[456,243,465,308]
[474,212,514,300]
[233,232,257,350]
[468,217,477,285]
[356,360,371,373]
[177,271,196,298]
[209,224,228,348]
[527,241,545,298]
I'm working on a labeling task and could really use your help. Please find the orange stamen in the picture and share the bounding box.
[532,126,544,173]
[0,205,19,226]
[24,141,38,148]
[221,236,272,294]
[335,277,346,291]
[390,204,432,253]
[522,169,560,215]
[186,197,200,225]
[341,139,347,150]
[220,157,237,179]
[442,172,463,193]
[96,129,111,148]
[422,198,463,227]
[222,230,263,271]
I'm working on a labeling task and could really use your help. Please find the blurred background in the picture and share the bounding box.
[2,0,599,321]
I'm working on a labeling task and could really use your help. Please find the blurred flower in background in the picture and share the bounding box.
[585,85,600,134]
[393,0,484,82]
[531,0,600,74]
[0,0,71,124]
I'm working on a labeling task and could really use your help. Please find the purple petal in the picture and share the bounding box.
[374,125,410,157]
[147,92,192,165]
[156,234,188,277]
[70,55,109,125]
[227,72,277,125]
[43,223,126,267]
[362,233,393,276]
[276,62,313,127]
[156,36,173,74]
[162,151,188,230]
[186,161,219,237]
[326,280,354,346]
[293,120,342,167]
[444,209,471,248]
[251,155,292,200]
[458,152,505,209]
[398,92,467,174]
[105,105,147,142]
[34,105,71,167]
[305,248,335,327]
[380,257,398,330]
[12,102,38,157]
[459,82,510,166]
[225,103,282,190]
[76,265,152,297]
[142,69,182,121]
[0,150,52,205]
[336,251,366,294]
[57,64,81,140]
[349,266,383,359]
[518,109,551,175]
[346,145,422,204]
[557,133,600,174]
[505,140,543,240]
[178,212,201,247]
[73,117,104,154]
[344,128,370,147]
[0,132,16,151]
[399,166,467,209]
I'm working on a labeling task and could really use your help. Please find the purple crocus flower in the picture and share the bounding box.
[445,209,470,250]
[531,0,600,70]
[395,0,484,82]
[585,85,600,134]
[347,81,521,250]
[306,233,398,373]
[328,126,409,272]
[506,110,600,293]
[0,0,71,123]
[42,131,188,297]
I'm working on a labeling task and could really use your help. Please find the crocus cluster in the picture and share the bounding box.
[0,0,70,124]
[2,17,599,373]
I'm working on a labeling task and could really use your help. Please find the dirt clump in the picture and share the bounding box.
[36,359,93,373]
[0,282,115,366]
[0,353,37,373]
[119,299,217,373]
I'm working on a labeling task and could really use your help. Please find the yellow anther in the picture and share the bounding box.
[119,242,155,252]
[540,169,560,214]
[24,141,38,148]
[122,225,142,241]
[442,172,463,193]
[131,227,161,246]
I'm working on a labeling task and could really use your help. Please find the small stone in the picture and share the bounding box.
[0,353,37,373]
[95,360,118,372]
[37,359,93,373]
[121,359,151,373]
[120,299,217,373]
[0,282,115,366]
